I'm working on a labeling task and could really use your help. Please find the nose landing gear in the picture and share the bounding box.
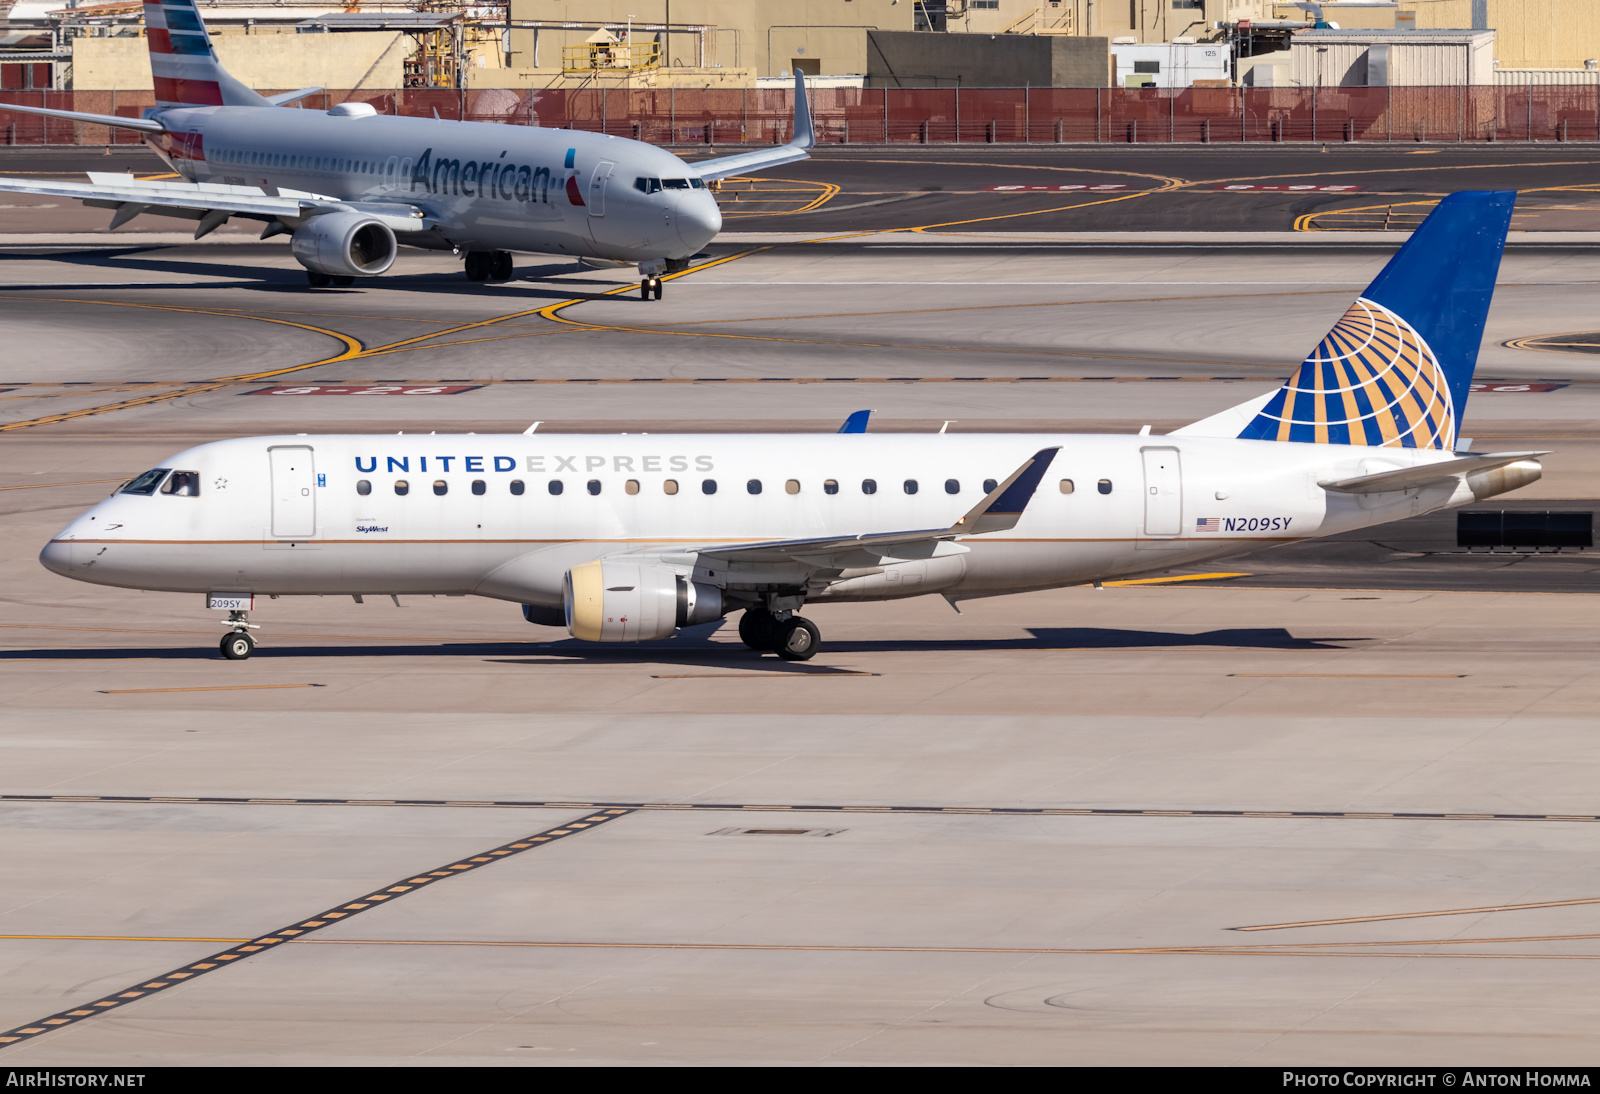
[640,276,663,300]
[219,610,260,660]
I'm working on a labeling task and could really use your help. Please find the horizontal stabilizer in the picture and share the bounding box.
[0,101,164,133]
[696,447,1058,566]
[266,87,322,106]
[1318,451,1547,494]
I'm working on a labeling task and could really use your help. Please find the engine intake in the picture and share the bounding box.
[564,561,723,642]
[290,212,397,277]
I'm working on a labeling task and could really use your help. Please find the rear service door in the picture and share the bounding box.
[269,445,317,539]
[1140,446,1182,537]
[588,160,614,216]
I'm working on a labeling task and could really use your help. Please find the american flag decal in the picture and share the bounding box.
[1196,518,1220,533]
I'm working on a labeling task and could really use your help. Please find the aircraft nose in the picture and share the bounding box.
[39,537,80,577]
[677,193,722,248]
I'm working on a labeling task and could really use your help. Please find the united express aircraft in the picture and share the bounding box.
[0,0,813,296]
[41,193,1544,661]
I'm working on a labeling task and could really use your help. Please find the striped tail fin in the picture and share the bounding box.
[144,0,267,108]
[1235,191,1516,450]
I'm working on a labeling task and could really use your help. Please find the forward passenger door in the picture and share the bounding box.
[269,445,317,539]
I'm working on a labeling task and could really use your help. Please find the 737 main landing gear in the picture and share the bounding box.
[219,610,260,660]
[738,608,820,662]
[464,250,515,282]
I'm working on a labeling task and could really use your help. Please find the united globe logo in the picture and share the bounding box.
[1239,297,1456,450]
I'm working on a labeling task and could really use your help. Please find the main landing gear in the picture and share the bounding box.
[640,276,663,301]
[464,250,514,282]
[738,608,821,662]
[219,610,260,660]
[306,271,355,288]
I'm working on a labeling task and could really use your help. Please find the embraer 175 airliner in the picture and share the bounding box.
[42,193,1542,662]
[0,0,813,296]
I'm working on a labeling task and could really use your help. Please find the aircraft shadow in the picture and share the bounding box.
[0,250,643,302]
[0,627,1364,664]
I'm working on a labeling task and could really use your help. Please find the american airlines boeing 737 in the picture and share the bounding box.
[0,0,812,296]
[40,193,1544,662]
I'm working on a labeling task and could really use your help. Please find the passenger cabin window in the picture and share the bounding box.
[1060,479,1075,494]
[625,479,640,495]
[903,479,918,495]
[510,480,525,495]
[785,479,800,495]
[1097,478,1113,495]
[824,479,839,495]
[747,479,762,495]
[702,479,717,495]
[394,480,409,496]
[356,480,372,496]
[587,479,602,495]
[945,479,960,494]
[161,470,200,497]
[120,468,171,495]
[548,480,563,495]
[664,479,679,495]
[862,479,877,495]
[471,480,486,496]
[983,478,998,493]
[433,480,448,496]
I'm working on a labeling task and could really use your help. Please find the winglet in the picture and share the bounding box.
[952,448,1059,536]
[837,410,871,434]
[792,67,815,150]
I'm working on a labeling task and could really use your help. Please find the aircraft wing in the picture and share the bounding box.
[1318,451,1548,494]
[0,172,432,236]
[686,68,815,182]
[694,447,1059,566]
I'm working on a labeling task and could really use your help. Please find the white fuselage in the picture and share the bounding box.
[42,432,1479,611]
[149,107,723,261]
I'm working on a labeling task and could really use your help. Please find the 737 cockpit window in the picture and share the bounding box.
[661,178,691,190]
[161,471,201,497]
[120,468,171,495]
[635,177,662,194]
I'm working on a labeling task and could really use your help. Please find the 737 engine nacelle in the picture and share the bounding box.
[290,212,397,277]
[564,561,723,642]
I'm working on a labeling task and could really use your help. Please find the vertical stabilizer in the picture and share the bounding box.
[144,0,268,108]
[1232,191,1515,450]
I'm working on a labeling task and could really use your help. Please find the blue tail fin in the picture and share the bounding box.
[1237,191,1515,450]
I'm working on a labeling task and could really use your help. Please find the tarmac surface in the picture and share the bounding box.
[3,149,1600,1064]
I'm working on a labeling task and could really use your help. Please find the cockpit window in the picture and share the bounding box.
[120,468,170,495]
[634,177,662,194]
[161,470,201,497]
[689,177,706,189]
[661,178,691,190]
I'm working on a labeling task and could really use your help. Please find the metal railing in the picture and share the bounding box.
[4,85,1598,145]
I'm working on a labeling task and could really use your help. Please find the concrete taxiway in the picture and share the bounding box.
[4,159,1600,1064]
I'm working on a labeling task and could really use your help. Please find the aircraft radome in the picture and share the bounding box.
[40,192,1545,661]
[0,0,814,297]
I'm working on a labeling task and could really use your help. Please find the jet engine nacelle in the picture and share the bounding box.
[290,212,397,277]
[564,560,723,642]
